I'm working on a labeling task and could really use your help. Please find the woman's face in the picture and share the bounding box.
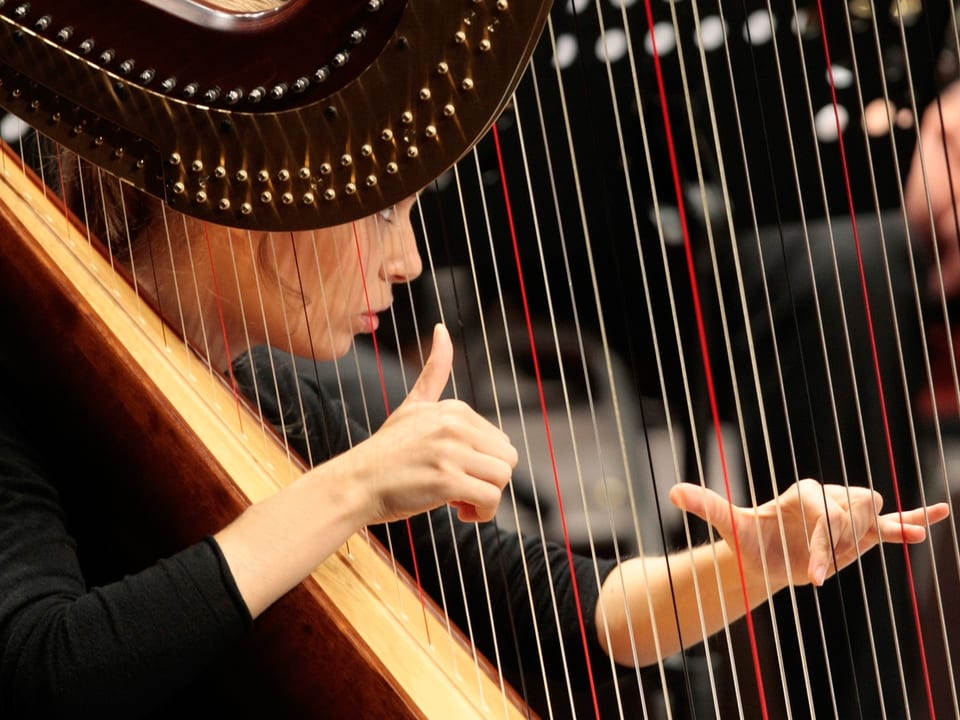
[193,196,422,367]
[268,196,423,360]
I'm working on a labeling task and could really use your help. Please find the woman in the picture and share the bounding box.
[0,155,948,718]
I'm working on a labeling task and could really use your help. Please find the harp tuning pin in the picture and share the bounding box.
[496,0,508,10]
[443,104,456,116]
[340,154,353,167]
[401,111,413,124]
[218,198,231,211]
[55,26,73,43]
[33,14,50,31]
[366,0,383,11]
[204,86,221,103]
[323,188,336,200]
[119,59,135,75]
[139,68,156,84]
[386,162,398,174]
[194,191,207,204]
[13,4,29,20]
[320,162,332,175]
[361,144,373,157]
[240,202,253,215]
[235,169,248,182]
[454,31,466,44]
[364,175,377,187]
[349,28,367,44]
[479,39,491,52]
[225,88,243,104]
[190,160,203,173]
[298,167,311,179]
[172,182,185,195]
[344,182,357,195]
[302,192,315,204]
[332,51,350,68]
[292,77,310,93]
[160,77,176,93]
[314,66,331,83]
[406,146,419,158]
[461,78,475,90]
[277,169,290,182]
[281,192,294,205]
[259,191,272,203]
[257,169,270,182]
[213,166,226,179]
[78,38,94,55]
[381,128,394,141]
[248,86,265,103]
[436,62,449,75]
[270,83,288,99]
[98,49,115,65]
[183,82,199,98]
[168,152,181,166]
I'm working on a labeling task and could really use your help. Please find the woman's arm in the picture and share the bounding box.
[596,480,949,667]
[215,324,518,618]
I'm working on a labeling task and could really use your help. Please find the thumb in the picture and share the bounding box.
[669,483,737,538]
[405,324,453,403]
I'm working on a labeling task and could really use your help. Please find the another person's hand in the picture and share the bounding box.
[340,323,518,525]
[905,80,960,299]
[670,479,949,589]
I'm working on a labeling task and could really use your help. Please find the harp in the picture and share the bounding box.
[0,0,958,718]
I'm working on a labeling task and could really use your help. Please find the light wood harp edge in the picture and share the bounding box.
[0,152,531,717]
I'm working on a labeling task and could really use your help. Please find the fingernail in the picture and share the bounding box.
[814,564,827,586]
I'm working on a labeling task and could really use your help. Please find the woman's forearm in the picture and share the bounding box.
[595,542,779,667]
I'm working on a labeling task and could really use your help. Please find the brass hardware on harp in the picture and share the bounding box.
[0,0,551,230]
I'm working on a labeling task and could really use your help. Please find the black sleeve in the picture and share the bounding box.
[0,400,251,717]
[373,511,621,700]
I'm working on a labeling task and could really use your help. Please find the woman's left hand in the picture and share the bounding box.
[669,479,950,589]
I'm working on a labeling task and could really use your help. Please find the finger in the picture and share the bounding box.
[450,480,504,522]
[876,502,951,543]
[404,324,453,404]
[669,484,737,538]
[807,498,849,586]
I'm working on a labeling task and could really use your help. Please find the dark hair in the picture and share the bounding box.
[57,149,157,261]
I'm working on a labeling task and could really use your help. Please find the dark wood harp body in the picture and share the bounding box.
[2,0,960,718]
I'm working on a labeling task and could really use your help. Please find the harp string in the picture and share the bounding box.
[629,3,778,719]
[512,63,645,717]
[810,0,939,712]
[655,2,814,715]
[715,0,863,713]
[528,14,732,714]
[434,160,560,715]
[8,0,960,714]
[720,1,908,716]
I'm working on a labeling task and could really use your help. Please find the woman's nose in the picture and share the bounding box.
[382,221,423,283]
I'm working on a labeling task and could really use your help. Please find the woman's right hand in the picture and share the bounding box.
[340,324,518,525]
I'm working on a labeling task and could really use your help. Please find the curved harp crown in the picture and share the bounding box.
[0,0,551,230]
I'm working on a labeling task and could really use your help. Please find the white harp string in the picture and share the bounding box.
[8,0,960,716]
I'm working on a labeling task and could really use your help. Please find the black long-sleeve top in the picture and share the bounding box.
[0,343,620,718]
